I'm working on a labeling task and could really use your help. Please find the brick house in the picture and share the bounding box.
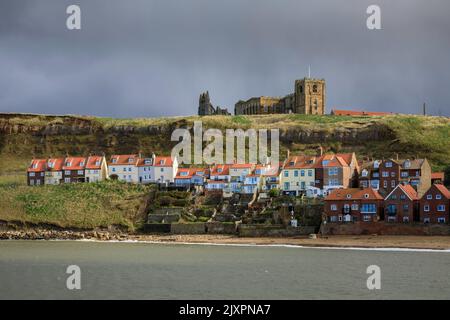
[324,188,384,223]
[384,184,420,223]
[379,159,401,195]
[431,172,445,185]
[27,159,47,186]
[62,157,87,183]
[358,160,382,190]
[419,184,450,224]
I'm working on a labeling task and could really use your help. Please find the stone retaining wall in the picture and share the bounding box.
[238,224,316,237]
[170,223,206,234]
[321,222,450,235]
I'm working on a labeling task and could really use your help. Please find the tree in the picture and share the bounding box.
[444,166,450,187]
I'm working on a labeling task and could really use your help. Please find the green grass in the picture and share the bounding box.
[0,181,153,230]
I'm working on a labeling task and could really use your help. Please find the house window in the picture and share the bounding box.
[382,171,389,177]
[427,194,432,200]
[403,216,409,223]
[65,170,71,175]
[391,172,396,177]
[401,171,408,178]
[64,178,71,183]
[361,181,368,188]
[424,205,430,212]
[112,168,116,172]
[436,194,442,200]
[308,170,313,177]
[391,180,396,188]
[328,168,338,175]
[330,216,337,222]
[361,204,376,213]
[123,168,127,172]
[387,204,397,215]
[385,162,393,168]
[383,181,388,188]
[294,170,298,177]
[77,170,83,175]
[438,217,446,224]
[112,159,117,164]
[351,204,359,211]
[29,179,35,185]
[284,171,289,177]
[403,204,409,211]
[301,170,305,177]
[424,218,430,224]
[331,204,337,211]
[284,182,290,190]
[128,167,132,172]
[400,194,406,200]
[363,215,371,222]
[29,172,35,177]
[437,205,446,212]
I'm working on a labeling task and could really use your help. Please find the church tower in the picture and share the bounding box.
[294,78,326,115]
[198,91,214,115]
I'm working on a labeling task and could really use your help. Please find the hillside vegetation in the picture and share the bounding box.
[0,181,153,230]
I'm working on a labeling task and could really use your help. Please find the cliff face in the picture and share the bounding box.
[0,113,449,171]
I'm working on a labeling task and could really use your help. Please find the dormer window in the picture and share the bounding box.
[95,160,100,166]
[144,159,151,165]
[218,168,222,173]
[196,171,203,176]
[373,161,380,169]
[160,160,164,165]
[404,160,411,168]
[322,160,329,166]
[362,169,368,177]
[180,172,188,176]
[385,162,393,168]
[289,161,295,166]
[128,158,134,163]
[112,159,117,164]
[364,194,369,199]
[32,163,38,169]
[80,161,85,166]
[346,194,352,199]
[65,162,71,167]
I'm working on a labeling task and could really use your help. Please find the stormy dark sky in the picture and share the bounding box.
[0,0,449,117]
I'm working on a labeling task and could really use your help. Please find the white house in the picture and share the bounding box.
[137,155,155,184]
[108,154,139,183]
[152,156,178,183]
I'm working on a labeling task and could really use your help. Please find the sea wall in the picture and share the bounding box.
[171,223,206,234]
[238,224,316,237]
[322,222,450,236]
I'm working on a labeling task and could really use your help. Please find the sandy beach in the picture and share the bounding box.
[126,234,450,250]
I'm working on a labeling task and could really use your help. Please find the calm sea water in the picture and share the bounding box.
[1,241,450,300]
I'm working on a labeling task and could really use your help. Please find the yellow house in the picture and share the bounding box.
[280,155,317,196]
[44,158,64,185]
[85,156,108,183]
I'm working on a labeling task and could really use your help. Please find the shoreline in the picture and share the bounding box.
[2,229,450,251]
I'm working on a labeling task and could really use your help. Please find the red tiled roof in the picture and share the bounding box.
[326,188,384,201]
[46,158,64,171]
[332,109,394,116]
[109,154,139,166]
[434,184,450,199]
[210,164,231,176]
[175,167,208,179]
[230,163,254,169]
[398,184,419,200]
[431,172,445,180]
[154,156,174,167]
[85,156,104,169]
[136,157,154,167]
[284,156,317,169]
[62,157,87,170]
[27,159,47,172]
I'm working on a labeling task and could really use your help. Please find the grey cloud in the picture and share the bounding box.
[0,0,449,117]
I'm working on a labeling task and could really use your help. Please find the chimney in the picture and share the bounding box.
[396,153,399,161]
[317,145,324,156]
[286,149,290,159]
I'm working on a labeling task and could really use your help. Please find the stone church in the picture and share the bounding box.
[234,77,326,115]
[198,91,230,116]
